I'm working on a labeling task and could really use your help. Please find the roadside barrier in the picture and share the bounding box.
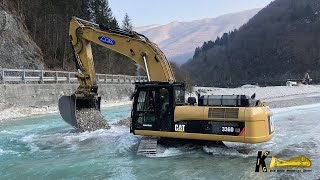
[0,68,148,84]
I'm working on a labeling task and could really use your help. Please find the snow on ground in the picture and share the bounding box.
[191,85,320,108]
[192,84,320,101]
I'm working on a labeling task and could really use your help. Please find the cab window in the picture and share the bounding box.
[135,89,156,129]
[175,87,185,105]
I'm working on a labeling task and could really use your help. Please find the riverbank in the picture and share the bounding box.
[0,100,131,122]
[0,83,134,121]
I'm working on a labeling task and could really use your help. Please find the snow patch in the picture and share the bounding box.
[194,85,320,100]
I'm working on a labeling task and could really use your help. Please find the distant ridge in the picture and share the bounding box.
[135,8,260,64]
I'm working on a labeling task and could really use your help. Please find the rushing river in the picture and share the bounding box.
[0,104,319,180]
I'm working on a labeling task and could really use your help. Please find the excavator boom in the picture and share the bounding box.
[69,17,175,89]
[59,17,176,131]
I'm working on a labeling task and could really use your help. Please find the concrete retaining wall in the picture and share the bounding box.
[0,84,134,110]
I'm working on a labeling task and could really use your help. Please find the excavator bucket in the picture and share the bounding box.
[58,94,101,129]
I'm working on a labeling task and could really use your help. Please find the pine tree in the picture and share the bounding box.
[110,16,119,28]
[4,0,137,75]
[194,47,201,58]
[88,0,113,24]
[122,13,133,30]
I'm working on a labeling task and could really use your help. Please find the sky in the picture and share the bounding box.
[109,0,274,27]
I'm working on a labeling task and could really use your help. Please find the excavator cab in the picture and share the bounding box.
[131,82,185,132]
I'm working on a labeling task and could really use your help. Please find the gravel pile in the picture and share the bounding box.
[76,108,110,132]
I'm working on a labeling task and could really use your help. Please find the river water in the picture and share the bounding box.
[0,104,319,180]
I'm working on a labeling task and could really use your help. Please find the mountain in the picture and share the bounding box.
[183,0,320,87]
[135,9,260,64]
[134,24,161,32]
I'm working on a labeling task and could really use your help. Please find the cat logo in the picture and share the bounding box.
[175,124,185,132]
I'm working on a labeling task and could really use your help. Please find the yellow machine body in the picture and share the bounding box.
[134,105,273,144]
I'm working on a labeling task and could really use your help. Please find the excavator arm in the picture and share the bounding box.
[59,17,175,130]
[70,17,175,95]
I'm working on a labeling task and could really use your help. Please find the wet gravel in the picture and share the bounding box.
[76,108,110,132]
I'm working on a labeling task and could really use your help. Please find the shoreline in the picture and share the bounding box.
[0,100,132,122]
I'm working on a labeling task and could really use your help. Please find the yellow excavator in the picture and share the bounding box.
[59,17,274,143]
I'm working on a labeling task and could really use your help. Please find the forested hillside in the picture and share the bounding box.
[2,0,136,75]
[135,9,259,64]
[183,0,320,87]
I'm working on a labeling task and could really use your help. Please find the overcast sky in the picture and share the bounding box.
[109,0,274,27]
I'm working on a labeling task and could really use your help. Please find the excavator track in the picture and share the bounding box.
[137,137,158,157]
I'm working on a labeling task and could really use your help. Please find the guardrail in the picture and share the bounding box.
[0,68,148,84]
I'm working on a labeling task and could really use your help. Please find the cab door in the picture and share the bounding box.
[131,85,174,132]
[132,88,158,130]
[158,87,172,131]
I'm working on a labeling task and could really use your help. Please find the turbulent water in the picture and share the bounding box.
[0,104,319,180]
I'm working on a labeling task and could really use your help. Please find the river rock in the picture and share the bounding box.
[76,108,110,132]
